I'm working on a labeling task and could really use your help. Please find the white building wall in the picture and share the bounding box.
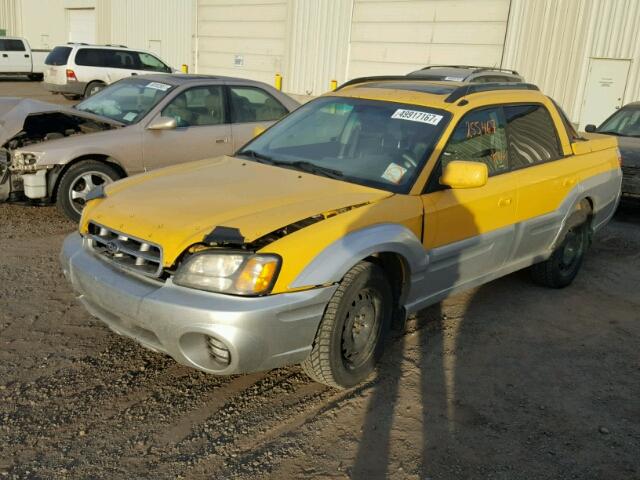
[196,0,288,84]
[0,0,22,36]
[346,0,511,78]
[107,0,195,70]
[502,0,640,124]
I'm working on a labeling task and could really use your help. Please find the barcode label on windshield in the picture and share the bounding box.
[391,109,443,125]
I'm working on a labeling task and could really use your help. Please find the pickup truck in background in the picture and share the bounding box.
[0,37,48,81]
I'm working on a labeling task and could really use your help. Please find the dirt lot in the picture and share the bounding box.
[1,82,639,479]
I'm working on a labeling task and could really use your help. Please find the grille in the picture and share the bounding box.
[87,222,163,278]
[207,336,231,366]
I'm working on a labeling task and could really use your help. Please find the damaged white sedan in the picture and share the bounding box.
[0,74,298,220]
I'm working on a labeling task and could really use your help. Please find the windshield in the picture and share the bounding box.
[74,78,175,125]
[598,107,640,137]
[238,97,451,193]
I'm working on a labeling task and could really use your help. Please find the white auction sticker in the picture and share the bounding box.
[381,162,408,184]
[391,109,443,125]
[146,81,171,91]
[444,76,465,81]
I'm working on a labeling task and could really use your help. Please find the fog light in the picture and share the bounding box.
[207,336,231,366]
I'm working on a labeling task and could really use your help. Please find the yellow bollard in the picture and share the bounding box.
[180,64,188,74]
[330,79,338,91]
[275,73,282,91]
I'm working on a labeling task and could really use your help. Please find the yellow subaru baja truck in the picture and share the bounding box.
[60,77,622,389]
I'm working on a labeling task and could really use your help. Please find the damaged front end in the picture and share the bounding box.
[0,106,117,202]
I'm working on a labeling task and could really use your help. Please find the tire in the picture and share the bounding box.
[531,221,588,288]
[56,160,121,222]
[302,261,393,389]
[84,81,106,98]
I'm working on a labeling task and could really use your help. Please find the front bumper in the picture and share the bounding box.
[60,233,336,375]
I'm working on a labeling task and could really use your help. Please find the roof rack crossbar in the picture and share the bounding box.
[445,82,539,103]
[419,65,519,76]
[336,75,418,91]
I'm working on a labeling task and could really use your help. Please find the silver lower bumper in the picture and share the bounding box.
[60,233,336,375]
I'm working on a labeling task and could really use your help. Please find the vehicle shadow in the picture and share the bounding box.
[351,191,478,479]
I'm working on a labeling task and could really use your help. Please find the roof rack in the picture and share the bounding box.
[66,42,89,45]
[444,82,539,102]
[336,75,418,91]
[419,65,520,76]
[336,76,539,101]
[104,44,127,48]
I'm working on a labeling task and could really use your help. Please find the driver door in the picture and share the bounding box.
[420,106,518,298]
[142,85,233,170]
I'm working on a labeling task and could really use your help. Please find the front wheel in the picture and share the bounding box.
[531,221,588,288]
[302,261,393,389]
[56,161,121,222]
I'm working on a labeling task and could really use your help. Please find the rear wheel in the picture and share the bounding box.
[56,160,121,222]
[531,221,588,288]
[302,261,393,389]
[84,81,106,98]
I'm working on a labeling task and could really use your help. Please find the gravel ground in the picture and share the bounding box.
[1,201,639,480]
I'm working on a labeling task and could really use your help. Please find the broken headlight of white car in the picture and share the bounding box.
[10,151,44,172]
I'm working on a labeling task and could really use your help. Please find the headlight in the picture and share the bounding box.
[173,252,281,295]
[10,152,43,172]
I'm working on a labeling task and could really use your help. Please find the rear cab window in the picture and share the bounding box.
[504,104,562,168]
[45,46,72,66]
[0,39,26,51]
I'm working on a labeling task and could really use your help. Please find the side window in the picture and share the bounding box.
[504,105,562,168]
[1,39,26,51]
[75,48,104,67]
[162,85,225,127]
[441,107,509,176]
[111,50,138,69]
[138,52,170,72]
[229,86,288,123]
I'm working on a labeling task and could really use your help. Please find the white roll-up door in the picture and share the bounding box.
[67,8,96,44]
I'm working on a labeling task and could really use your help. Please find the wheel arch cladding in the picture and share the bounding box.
[290,223,426,291]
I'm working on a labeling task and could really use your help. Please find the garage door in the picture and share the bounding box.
[67,9,96,44]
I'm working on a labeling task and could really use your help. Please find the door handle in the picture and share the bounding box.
[215,137,229,144]
[2,54,7,58]
[131,72,138,76]
[498,197,512,207]
[562,178,577,187]
[24,54,30,58]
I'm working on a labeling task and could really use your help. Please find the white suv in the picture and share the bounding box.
[43,43,174,99]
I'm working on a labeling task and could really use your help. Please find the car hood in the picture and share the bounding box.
[0,97,121,146]
[617,136,640,168]
[82,156,393,266]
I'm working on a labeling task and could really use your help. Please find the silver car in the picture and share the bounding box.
[0,74,299,220]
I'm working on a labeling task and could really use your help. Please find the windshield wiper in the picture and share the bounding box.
[238,149,277,165]
[288,161,344,179]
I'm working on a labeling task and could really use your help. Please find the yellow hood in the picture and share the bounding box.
[81,156,392,265]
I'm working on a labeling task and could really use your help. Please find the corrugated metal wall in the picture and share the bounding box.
[107,0,194,70]
[0,0,21,36]
[502,0,640,124]
[196,0,288,84]
[347,0,511,78]
[284,0,352,95]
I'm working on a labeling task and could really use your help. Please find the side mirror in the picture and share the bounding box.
[253,125,266,138]
[440,160,488,189]
[584,124,597,133]
[147,116,177,131]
